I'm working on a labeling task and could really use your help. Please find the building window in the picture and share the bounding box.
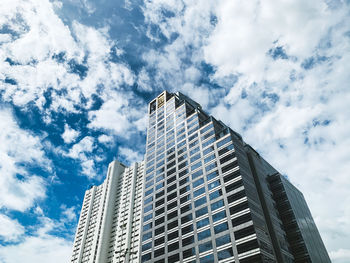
[196,217,209,229]
[217,247,234,260]
[197,229,211,241]
[214,222,228,234]
[215,234,231,247]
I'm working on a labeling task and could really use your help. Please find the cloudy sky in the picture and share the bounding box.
[0,0,349,262]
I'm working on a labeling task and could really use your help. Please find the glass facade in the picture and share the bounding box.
[139,91,330,263]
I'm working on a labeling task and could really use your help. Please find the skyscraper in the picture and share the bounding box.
[71,160,144,263]
[71,91,331,263]
[139,91,330,263]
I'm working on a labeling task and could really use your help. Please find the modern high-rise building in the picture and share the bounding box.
[71,91,331,263]
[71,160,144,263]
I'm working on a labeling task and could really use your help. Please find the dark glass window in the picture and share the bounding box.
[168,200,177,210]
[155,226,164,236]
[155,216,164,225]
[167,175,176,185]
[232,213,252,227]
[183,235,194,246]
[181,203,192,214]
[198,229,211,241]
[227,189,245,203]
[167,210,178,220]
[216,234,231,247]
[212,210,226,222]
[168,231,179,241]
[168,220,178,230]
[221,160,238,174]
[220,153,235,165]
[167,184,177,193]
[200,254,214,263]
[167,154,175,162]
[234,225,255,240]
[167,167,176,176]
[218,144,234,156]
[211,199,224,211]
[156,198,164,207]
[178,153,187,163]
[141,252,151,263]
[181,213,193,224]
[226,180,243,193]
[183,247,196,259]
[224,170,240,183]
[142,241,152,251]
[168,242,179,252]
[155,207,164,217]
[196,217,209,229]
[180,177,189,186]
[180,185,190,195]
[154,236,164,246]
[194,196,207,207]
[179,168,188,178]
[229,200,249,215]
[182,224,193,235]
[168,253,179,263]
[178,161,188,170]
[214,222,229,234]
[168,191,177,201]
[237,239,259,254]
[188,133,198,142]
[167,161,176,170]
[178,146,187,156]
[154,247,164,258]
[217,247,234,260]
[180,194,191,204]
[156,190,164,199]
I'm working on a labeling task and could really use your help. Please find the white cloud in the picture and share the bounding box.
[97,134,114,144]
[66,136,96,178]
[0,108,48,212]
[0,0,134,115]
[0,214,25,242]
[61,124,80,143]
[119,147,143,164]
[0,216,72,263]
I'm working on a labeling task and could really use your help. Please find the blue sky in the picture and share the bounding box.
[0,0,350,262]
